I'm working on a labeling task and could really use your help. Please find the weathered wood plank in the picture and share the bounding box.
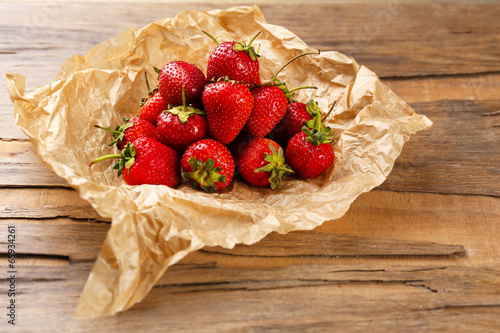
[0,140,68,187]
[0,188,104,220]
[2,259,500,332]
[383,73,500,104]
[379,99,500,196]
[0,218,464,262]
[1,190,498,265]
[203,231,465,257]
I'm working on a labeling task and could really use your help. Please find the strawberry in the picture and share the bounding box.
[244,52,319,138]
[139,71,169,126]
[94,117,162,150]
[203,31,261,86]
[286,102,336,179]
[234,137,293,189]
[268,100,319,146]
[89,137,181,187]
[181,139,235,192]
[158,60,206,107]
[245,84,288,138]
[202,80,254,145]
[157,87,208,152]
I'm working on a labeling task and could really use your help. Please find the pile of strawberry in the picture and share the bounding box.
[90,32,336,192]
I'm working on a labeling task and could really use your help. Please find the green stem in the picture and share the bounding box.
[270,50,320,84]
[321,101,336,123]
[247,31,262,47]
[144,71,152,96]
[288,86,317,93]
[94,125,120,134]
[202,31,220,45]
[89,154,121,167]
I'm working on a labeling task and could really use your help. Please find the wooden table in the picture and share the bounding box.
[1,1,499,331]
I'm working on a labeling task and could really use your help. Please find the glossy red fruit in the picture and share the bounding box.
[89,137,180,187]
[158,60,206,107]
[245,85,288,138]
[286,103,336,179]
[181,139,235,192]
[157,89,208,153]
[139,90,169,126]
[234,137,293,189]
[137,71,169,126]
[95,117,163,150]
[286,132,334,179]
[204,31,261,86]
[269,100,319,146]
[202,81,254,145]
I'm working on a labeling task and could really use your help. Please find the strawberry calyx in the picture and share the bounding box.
[305,100,320,118]
[254,143,294,190]
[269,78,317,103]
[203,30,262,61]
[88,142,136,178]
[302,101,336,146]
[164,86,205,123]
[184,157,226,193]
[232,31,262,61]
[94,117,134,147]
[166,106,205,123]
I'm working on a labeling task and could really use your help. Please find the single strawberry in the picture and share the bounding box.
[89,137,181,187]
[234,137,293,189]
[202,80,254,145]
[157,87,208,152]
[94,117,162,150]
[268,100,320,146]
[203,31,261,86]
[181,139,235,192]
[244,52,319,138]
[158,60,206,107]
[286,102,336,179]
[245,85,288,138]
[139,71,169,126]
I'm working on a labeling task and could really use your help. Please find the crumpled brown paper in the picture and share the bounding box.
[7,5,432,318]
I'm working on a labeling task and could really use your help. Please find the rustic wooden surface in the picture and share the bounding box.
[1,1,500,332]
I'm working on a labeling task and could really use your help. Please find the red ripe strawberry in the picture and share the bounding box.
[204,31,261,86]
[245,52,319,138]
[269,100,319,146]
[245,85,288,138]
[95,117,163,150]
[286,103,336,179]
[158,60,206,107]
[181,139,235,192]
[157,88,208,152]
[89,137,180,187]
[139,71,169,126]
[234,137,293,189]
[202,80,254,145]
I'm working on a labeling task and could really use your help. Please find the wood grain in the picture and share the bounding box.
[0,188,104,220]
[378,99,500,196]
[203,231,465,257]
[0,140,68,187]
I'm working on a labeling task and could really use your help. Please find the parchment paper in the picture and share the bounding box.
[6,5,432,318]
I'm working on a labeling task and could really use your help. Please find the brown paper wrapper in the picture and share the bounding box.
[7,5,432,318]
